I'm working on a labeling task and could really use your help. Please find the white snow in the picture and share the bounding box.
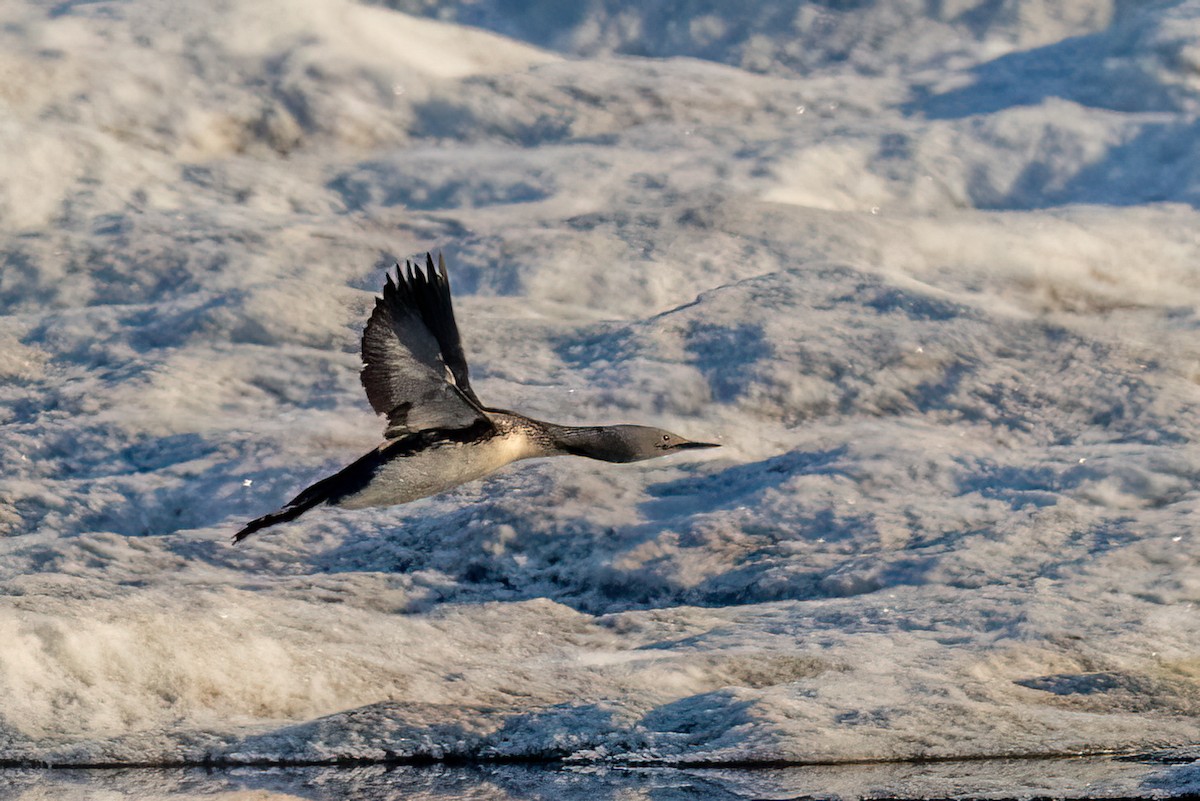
[1,0,1199,791]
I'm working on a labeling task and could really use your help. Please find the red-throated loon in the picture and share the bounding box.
[233,253,719,543]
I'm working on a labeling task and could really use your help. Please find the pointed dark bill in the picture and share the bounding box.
[673,440,721,450]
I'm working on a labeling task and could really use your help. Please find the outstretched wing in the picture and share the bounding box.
[361,253,487,438]
[405,253,483,408]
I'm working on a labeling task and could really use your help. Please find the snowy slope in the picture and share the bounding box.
[1,0,1199,778]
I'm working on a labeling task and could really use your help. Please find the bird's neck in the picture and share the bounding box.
[542,424,630,463]
[487,412,632,462]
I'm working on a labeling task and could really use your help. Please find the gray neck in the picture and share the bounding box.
[543,424,641,463]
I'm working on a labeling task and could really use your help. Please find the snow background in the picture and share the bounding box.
[2,0,1200,790]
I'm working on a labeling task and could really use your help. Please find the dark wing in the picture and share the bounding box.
[406,253,483,408]
[361,253,487,438]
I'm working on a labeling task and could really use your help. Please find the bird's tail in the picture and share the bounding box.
[232,477,338,544]
[232,446,389,544]
[232,501,316,544]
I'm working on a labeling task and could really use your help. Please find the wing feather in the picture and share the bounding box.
[407,253,483,408]
[360,254,486,438]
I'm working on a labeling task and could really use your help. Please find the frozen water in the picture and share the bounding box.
[1,0,1198,785]
[3,758,1200,801]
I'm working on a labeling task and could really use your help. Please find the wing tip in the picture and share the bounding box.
[386,251,449,290]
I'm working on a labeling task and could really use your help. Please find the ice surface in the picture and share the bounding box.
[1,0,1199,786]
[4,758,1200,801]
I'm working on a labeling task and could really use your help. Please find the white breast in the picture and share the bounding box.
[335,431,541,510]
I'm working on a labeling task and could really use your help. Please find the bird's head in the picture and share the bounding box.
[554,424,720,463]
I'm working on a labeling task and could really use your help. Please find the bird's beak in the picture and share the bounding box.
[674,440,721,451]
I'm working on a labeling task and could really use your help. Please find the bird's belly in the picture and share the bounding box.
[334,435,535,510]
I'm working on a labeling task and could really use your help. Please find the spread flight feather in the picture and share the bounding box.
[360,253,488,438]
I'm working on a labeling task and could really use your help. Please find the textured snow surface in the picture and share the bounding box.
[2,0,1200,777]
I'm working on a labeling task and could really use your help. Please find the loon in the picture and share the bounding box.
[233,253,718,543]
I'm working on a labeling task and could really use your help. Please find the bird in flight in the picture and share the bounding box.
[233,253,718,543]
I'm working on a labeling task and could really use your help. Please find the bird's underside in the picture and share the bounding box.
[233,253,717,544]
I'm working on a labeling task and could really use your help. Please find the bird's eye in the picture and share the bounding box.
[662,434,670,442]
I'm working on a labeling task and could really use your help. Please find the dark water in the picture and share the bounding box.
[1,755,1198,800]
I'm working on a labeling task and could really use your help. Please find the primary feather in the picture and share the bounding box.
[360,254,487,438]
